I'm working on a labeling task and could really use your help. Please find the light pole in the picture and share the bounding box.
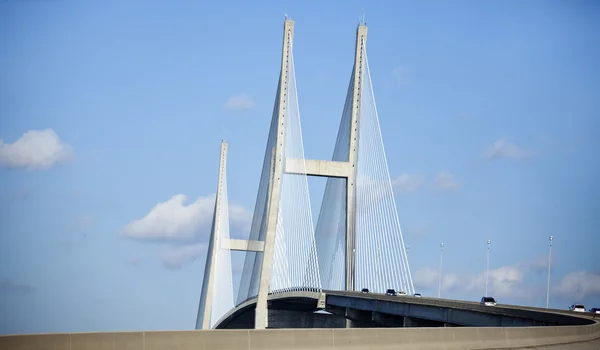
[546,236,553,309]
[438,243,444,298]
[485,239,491,297]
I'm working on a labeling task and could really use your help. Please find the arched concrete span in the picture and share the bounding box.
[214,290,596,329]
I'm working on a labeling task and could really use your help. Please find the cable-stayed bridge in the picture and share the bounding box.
[2,18,600,350]
[196,18,413,330]
[188,21,600,349]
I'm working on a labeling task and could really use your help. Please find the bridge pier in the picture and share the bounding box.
[344,308,375,328]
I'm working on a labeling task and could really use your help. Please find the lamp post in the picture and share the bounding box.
[485,239,491,297]
[438,243,444,298]
[546,236,553,309]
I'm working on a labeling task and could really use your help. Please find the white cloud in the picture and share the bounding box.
[229,204,253,234]
[434,171,458,190]
[122,194,252,242]
[413,267,439,290]
[413,257,550,299]
[123,194,252,269]
[483,138,534,161]
[160,244,206,269]
[224,94,255,111]
[123,194,215,241]
[392,173,424,192]
[0,129,73,170]
[554,271,600,299]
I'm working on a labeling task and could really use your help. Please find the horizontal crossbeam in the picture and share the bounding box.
[222,239,265,252]
[285,158,350,178]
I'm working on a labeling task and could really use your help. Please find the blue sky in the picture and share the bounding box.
[1,0,599,335]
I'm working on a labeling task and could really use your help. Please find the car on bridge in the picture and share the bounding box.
[398,290,407,296]
[385,289,397,296]
[361,288,369,293]
[590,307,600,314]
[569,304,587,312]
[413,293,422,297]
[480,297,497,306]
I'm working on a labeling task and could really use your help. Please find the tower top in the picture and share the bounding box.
[359,10,367,26]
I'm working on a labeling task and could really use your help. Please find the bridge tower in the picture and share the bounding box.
[198,18,414,330]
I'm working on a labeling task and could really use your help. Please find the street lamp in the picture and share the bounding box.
[485,239,491,297]
[438,242,444,298]
[546,236,553,309]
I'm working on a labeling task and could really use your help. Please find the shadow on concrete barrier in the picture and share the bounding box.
[1,321,600,350]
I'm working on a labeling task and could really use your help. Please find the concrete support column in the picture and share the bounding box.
[254,19,294,330]
[196,142,228,330]
[345,24,368,298]
[345,308,372,328]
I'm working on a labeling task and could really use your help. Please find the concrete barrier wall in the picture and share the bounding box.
[2,322,600,350]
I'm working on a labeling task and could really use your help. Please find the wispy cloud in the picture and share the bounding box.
[160,244,206,270]
[554,271,600,299]
[392,173,424,192]
[413,256,551,300]
[434,171,458,190]
[483,138,534,161]
[224,94,255,111]
[0,129,74,170]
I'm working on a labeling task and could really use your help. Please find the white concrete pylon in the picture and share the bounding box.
[346,24,368,293]
[253,19,295,330]
[196,141,229,330]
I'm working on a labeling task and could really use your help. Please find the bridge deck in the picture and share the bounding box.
[3,292,598,349]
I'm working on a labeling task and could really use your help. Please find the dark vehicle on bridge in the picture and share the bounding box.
[361,288,369,293]
[414,293,422,297]
[385,289,397,296]
[589,307,600,314]
[480,297,497,306]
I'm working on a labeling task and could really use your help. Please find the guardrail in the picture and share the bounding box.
[2,323,599,350]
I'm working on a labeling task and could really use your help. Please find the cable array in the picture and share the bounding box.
[270,48,322,294]
[353,46,414,295]
[314,44,414,295]
[236,87,278,303]
[237,30,322,303]
[314,70,355,291]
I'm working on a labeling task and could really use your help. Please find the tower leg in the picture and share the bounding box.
[255,19,294,330]
[345,24,368,297]
[196,142,228,330]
